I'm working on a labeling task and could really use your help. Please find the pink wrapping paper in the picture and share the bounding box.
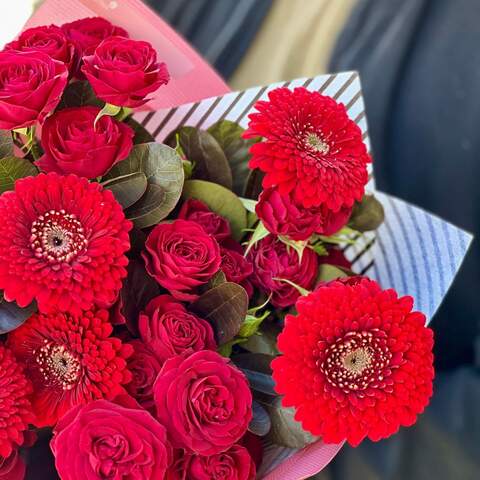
[24,0,230,110]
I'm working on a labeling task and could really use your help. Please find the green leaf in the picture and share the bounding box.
[243,323,281,356]
[182,179,247,241]
[218,337,248,357]
[57,81,102,109]
[199,270,227,294]
[0,156,38,193]
[190,282,249,345]
[244,168,264,199]
[102,172,148,209]
[316,264,351,284]
[273,277,310,296]
[239,197,257,213]
[349,194,385,231]
[278,236,308,262]
[105,143,184,229]
[266,397,318,448]
[94,103,122,129]
[308,241,329,256]
[166,126,233,189]
[116,259,161,336]
[244,220,270,255]
[0,130,14,158]
[0,296,37,334]
[125,117,155,144]
[238,311,270,338]
[207,120,261,194]
[249,401,272,437]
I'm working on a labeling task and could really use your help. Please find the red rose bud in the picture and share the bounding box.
[51,400,172,480]
[154,350,252,455]
[81,36,169,108]
[35,106,134,178]
[5,25,75,72]
[272,278,434,447]
[244,87,370,209]
[125,340,163,413]
[179,198,231,242]
[138,295,216,362]
[256,187,352,240]
[167,444,256,480]
[0,51,67,130]
[143,220,222,301]
[248,236,318,308]
[0,450,25,480]
[220,246,254,296]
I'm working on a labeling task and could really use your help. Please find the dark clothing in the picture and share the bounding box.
[146,0,272,79]
[330,0,480,370]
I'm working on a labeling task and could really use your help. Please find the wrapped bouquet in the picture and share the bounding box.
[0,2,471,480]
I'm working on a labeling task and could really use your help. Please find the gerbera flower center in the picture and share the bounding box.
[35,342,81,391]
[320,330,392,393]
[305,132,330,154]
[30,209,87,263]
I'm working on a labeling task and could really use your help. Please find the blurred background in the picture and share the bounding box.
[3,1,479,479]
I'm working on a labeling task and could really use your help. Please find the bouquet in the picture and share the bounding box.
[0,6,471,480]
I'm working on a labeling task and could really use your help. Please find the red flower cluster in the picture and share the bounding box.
[0,173,131,313]
[7,309,133,427]
[245,87,370,210]
[272,279,434,446]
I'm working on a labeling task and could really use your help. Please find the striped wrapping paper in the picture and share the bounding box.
[134,72,473,479]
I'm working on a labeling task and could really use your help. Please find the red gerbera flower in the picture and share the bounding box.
[244,87,370,209]
[0,344,34,458]
[7,309,133,427]
[271,278,434,446]
[0,173,131,313]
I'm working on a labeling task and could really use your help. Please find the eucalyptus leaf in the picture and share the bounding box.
[0,129,14,157]
[207,120,261,194]
[102,172,147,209]
[190,282,248,345]
[182,179,247,241]
[349,194,385,231]
[0,156,38,193]
[105,143,184,229]
[57,80,102,109]
[239,368,277,396]
[166,126,232,189]
[0,298,36,334]
[199,270,227,294]
[232,352,274,374]
[266,397,318,448]
[249,401,272,436]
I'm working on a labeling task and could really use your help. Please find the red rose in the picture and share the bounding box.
[248,235,318,308]
[126,340,163,413]
[220,246,254,296]
[154,350,252,455]
[82,36,169,108]
[0,450,25,480]
[61,16,128,76]
[0,51,67,130]
[143,220,222,301]
[62,17,128,56]
[5,25,75,72]
[256,187,352,240]
[167,444,256,480]
[139,295,216,362]
[51,400,172,480]
[35,106,134,178]
[179,199,231,242]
